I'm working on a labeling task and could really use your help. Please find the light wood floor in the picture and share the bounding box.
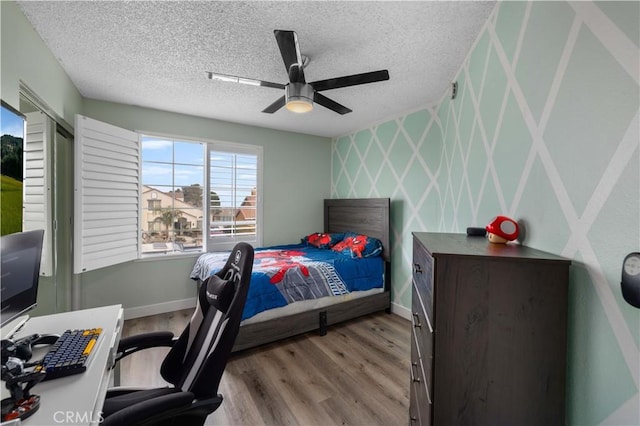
[120,310,411,426]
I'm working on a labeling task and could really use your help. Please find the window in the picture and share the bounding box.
[75,114,262,272]
[1,102,26,236]
[141,136,204,255]
[140,136,262,255]
[208,146,260,250]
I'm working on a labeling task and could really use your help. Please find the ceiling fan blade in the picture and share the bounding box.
[262,95,286,114]
[207,72,285,90]
[274,30,305,83]
[311,70,389,92]
[314,92,352,115]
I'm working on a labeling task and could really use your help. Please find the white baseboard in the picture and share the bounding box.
[390,301,410,321]
[123,297,196,320]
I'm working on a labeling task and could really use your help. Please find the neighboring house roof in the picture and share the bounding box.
[142,185,257,222]
[238,188,257,220]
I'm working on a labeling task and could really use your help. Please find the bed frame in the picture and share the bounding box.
[232,198,391,352]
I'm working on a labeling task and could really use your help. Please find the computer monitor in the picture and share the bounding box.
[1,229,44,332]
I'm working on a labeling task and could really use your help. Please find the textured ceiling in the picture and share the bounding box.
[17,1,496,138]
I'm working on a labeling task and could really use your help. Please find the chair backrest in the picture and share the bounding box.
[160,242,254,399]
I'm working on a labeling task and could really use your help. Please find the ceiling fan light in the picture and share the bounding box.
[286,99,314,113]
[285,83,314,113]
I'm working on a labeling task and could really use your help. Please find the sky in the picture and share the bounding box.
[1,105,25,138]
[141,136,256,207]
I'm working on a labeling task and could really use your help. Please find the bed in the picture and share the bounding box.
[190,198,391,352]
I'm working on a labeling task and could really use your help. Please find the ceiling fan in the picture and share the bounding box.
[207,30,390,115]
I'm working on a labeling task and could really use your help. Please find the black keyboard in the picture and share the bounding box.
[34,328,102,380]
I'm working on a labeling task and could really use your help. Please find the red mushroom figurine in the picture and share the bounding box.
[486,215,519,243]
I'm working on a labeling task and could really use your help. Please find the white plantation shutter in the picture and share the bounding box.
[23,111,53,276]
[74,115,140,273]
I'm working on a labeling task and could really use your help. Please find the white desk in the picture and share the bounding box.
[1,305,123,426]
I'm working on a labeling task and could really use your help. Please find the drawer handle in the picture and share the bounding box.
[412,312,422,328]
[410,415,418,423]
[411,362,421,383]
[413,263,423,274]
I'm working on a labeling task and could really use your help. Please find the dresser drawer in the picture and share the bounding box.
[412,239,434,321]
[411,325,433,400]
[410,336,432,425]
[409,384,421,425]
[412,282,433,351]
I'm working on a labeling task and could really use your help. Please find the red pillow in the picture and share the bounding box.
[331,233,383,258]
[302,232,344,249]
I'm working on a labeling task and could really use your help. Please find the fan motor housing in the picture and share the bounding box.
[286,83,314,110]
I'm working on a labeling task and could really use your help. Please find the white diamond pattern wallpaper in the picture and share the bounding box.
[332,1,639,424]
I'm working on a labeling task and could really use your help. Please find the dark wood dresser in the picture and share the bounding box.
[410,232,570,426]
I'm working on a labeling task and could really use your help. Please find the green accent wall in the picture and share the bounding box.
[332,1,639,424]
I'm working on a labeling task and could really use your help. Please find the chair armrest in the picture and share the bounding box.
[115,331,175,362]
[106,386,164,398]
[100,391,195,426]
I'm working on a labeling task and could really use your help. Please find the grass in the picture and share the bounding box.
[1,174,23,235]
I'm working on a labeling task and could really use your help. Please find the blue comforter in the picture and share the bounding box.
[190,244,384,321]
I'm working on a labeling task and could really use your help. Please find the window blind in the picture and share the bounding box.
[74,115,139,273]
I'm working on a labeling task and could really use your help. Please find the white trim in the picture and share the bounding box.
[135,251,202,262]
[123,297,197,320]
[390,301,410,321]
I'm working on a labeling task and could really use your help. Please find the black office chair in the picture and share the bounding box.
[101,242,254,426]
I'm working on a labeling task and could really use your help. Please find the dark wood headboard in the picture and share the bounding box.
[324,198,391,262]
